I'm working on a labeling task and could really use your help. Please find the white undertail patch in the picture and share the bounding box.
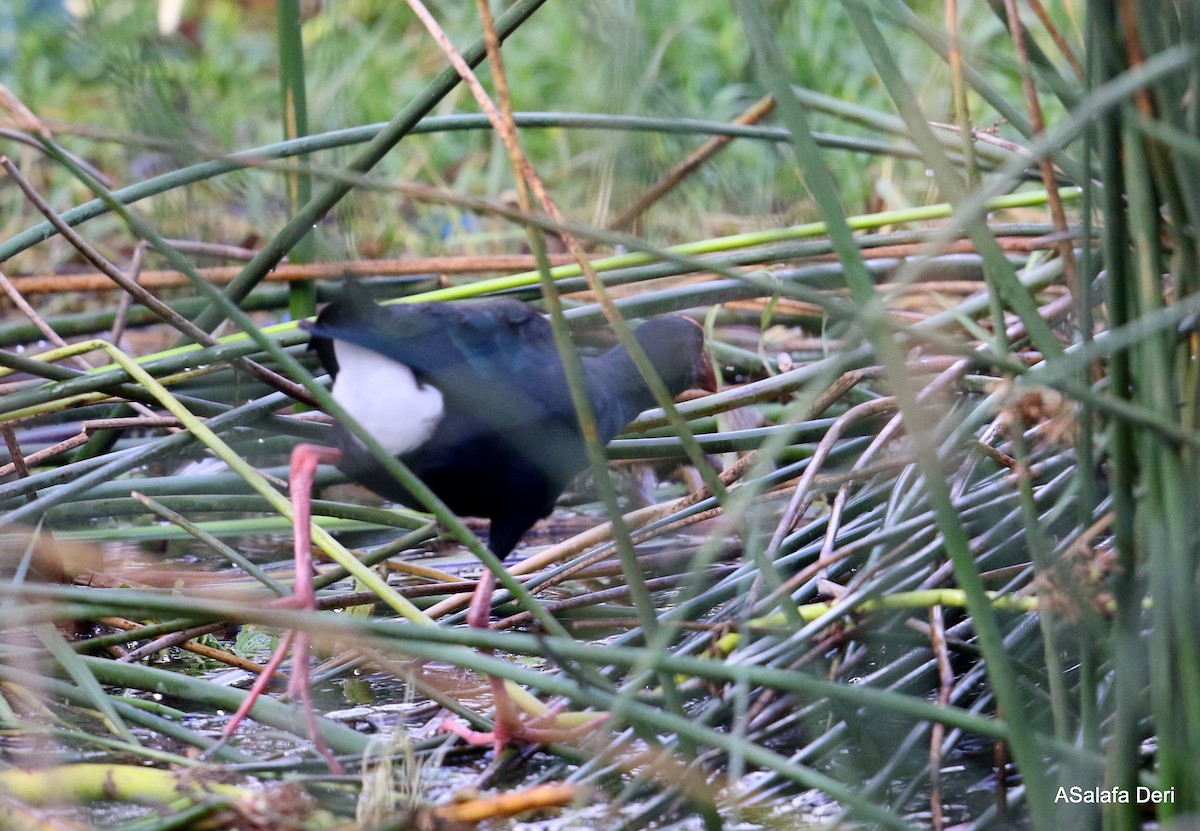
[330,340,444,455]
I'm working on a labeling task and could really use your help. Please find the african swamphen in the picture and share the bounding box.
[223,287,716,763]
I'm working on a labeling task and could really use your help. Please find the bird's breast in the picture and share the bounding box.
[330,340,444,456]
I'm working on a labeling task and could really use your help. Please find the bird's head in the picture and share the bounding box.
[631,316,718,397]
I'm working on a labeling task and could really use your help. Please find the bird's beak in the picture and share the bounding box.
[696,353,719,393]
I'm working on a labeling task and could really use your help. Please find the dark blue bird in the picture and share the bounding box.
[224,286,715,763]
[303,288,716,558]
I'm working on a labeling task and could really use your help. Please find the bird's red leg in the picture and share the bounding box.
[441,567,608,753]
[286,444,343,614]
[222,629,296,734]
[222,443,344,773]
[441,569,504,750]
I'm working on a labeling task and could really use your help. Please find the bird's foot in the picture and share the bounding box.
[440,677,608,756]
[439,717,606,755]
[439,711,608,755]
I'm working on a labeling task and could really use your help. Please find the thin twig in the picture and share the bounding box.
[1,426,30,482]
[1000,0,1080,299]
[110,242,148,349]
[104,618,266,674]
[766,398,898,558]
[0,416,181,478]
[929,603,954,831]
[1024,0,1084,80]
[5,253,575,295]
[0,155,316,406]
[607,95,777,232]
[0,270,93,373]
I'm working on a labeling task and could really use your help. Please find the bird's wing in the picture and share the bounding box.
[306,290,569,428]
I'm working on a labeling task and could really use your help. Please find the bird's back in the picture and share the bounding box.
[305,289,709,557]
[306,293,584,523]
